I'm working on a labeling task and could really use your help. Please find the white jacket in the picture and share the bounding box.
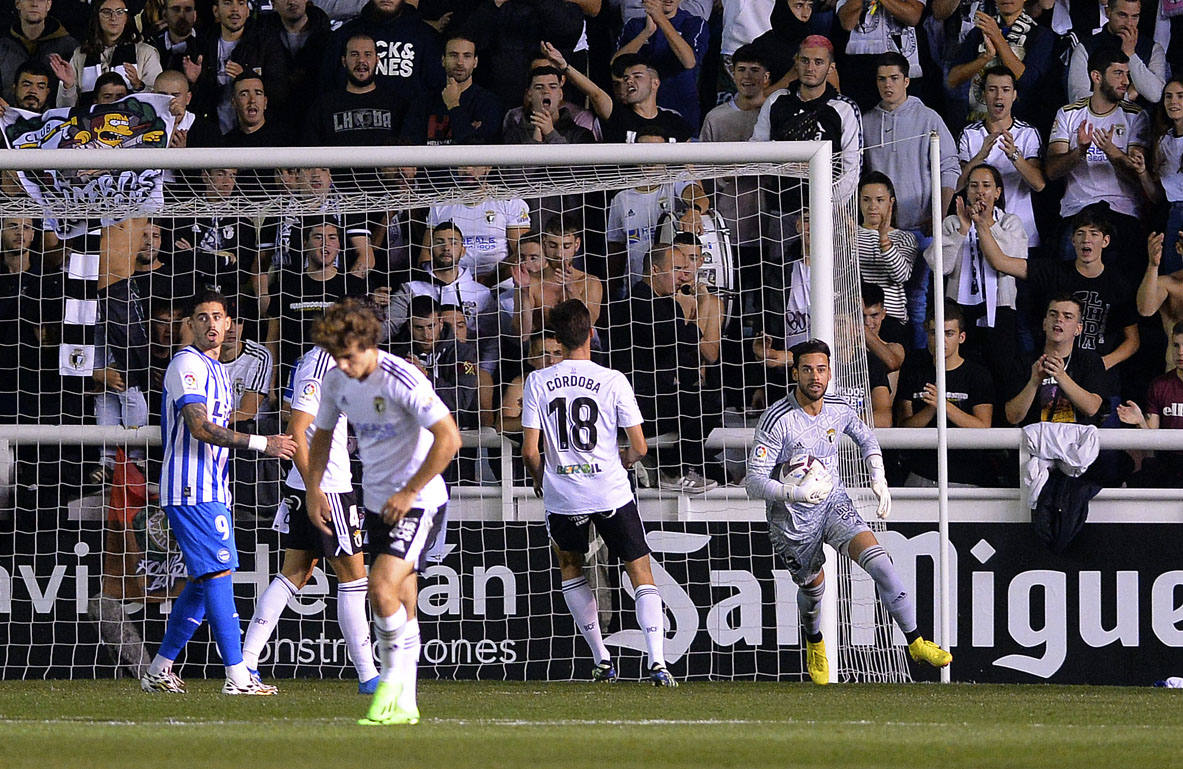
[1021,422,1099,508]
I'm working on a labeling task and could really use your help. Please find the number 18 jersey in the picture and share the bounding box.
[521,358,642,515]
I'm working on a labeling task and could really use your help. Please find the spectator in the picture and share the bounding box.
[500,52,602,140]
[303,32,412,146]
[894,301,996,485]
[946,0,1054,127]
[222,73,294,194]
[221,298,273,426]
[513,217,604,337]
[464,0,584,111]
[719,0,774,77]
[91,218,151,484]
[956,65,1046,250]
[861,280,908,375]
[191,0,290,134]
[50,0,162,108]
[373,164,425,277]
[499,329,564,435]
[257,0,332,127]
[541,43,691,143]
[0,0,78,103]
[1067,0,1164,106]
[1004,294,1107,425]
[856,171,917,325]
[1118,320,1183,487]
[146,0,199,74]
[0,59,54,115]
[1047,47,1149,272]
[748,0,822,89]
[1149,78,1183,272]
[614,0,709,132]
[501,65,596,144]
[391,294,482,432]
[836,0,926,111]
[927,162,1028,386]
[423,166,530,284]
[154,68,220,149]
[610,243,720,493]
[1137,231,1183,370]
[500,234,544,334]
[322,0,444,105]
[417,31,503,145]
[862,52,958,238]
[267,219,370,382]
[145,300,183,415]
[389,220,501,375]
[0,216,49,422]
[164,167,262,306]
[750,35,861,199]
[91,68,128,102]
[670,232,724,373]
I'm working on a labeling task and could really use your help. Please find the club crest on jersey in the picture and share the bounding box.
[485,210,496,224]
[374,396,386,414]
[826,428,837,444]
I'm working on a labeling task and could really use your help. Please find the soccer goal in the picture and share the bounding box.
[0,134,908,684]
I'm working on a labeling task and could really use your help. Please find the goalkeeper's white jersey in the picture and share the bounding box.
[745,391,881,528]
[284,346,352,493]
[521,358,642,515]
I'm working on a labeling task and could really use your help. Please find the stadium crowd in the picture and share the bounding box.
[0,0,1181,504]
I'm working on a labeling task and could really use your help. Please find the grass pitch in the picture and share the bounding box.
[1,679,1180,769]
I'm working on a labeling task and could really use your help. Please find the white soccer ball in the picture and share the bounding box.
[779,454,820,486]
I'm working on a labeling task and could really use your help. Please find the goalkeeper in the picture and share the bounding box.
[744,339,951,684]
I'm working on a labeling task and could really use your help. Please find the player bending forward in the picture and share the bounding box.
[141,290,296,695]
[744,339,951,684]
[521,299,677,686]
[241,344,380,694]
[306,299,461,725]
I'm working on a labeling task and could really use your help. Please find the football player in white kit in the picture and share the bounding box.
[240,344,380,694]
[306,299,462,725]
[744,339,952,684]
[521,299,678,686]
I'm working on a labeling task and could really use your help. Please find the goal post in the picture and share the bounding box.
[0,138,911,683]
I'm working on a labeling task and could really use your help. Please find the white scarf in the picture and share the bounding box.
[955,209,1003,328]
[785,260,811,349]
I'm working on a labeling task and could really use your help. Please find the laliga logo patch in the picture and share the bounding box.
[302,382,318,397]
[183,372,198,389]
[753,445,768,460]
[216,548,231,563]
[374,396,386,414]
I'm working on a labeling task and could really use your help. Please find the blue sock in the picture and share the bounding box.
[202,574,244,666]
[159,580,206,660]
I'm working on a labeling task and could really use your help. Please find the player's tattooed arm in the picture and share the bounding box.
[181,403,251,448]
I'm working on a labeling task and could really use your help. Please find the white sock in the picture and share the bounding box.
[226,661,251,687]
[147,654,173,677]
[373,606,407,684]
[338,577,378,681]
[562,576,610,664]
[634,584,666,669]
[242,575,298,670]
[395,618,421,712]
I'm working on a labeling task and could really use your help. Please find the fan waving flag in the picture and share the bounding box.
[0,92,176,239]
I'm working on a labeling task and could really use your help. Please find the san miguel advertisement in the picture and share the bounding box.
[0,520,1180,685]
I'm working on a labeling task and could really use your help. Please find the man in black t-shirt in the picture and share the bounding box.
[538,45,691,143]
[895,303,995,485]
[1005,295,1108,426]
[303,32,410,147]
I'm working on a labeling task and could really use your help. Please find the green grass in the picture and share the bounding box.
[0,680,1180,769]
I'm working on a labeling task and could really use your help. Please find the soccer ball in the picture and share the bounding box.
[779,454,821,486]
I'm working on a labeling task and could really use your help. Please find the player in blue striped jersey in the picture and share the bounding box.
[306,299,461,726]
[744,339,951,684]
[140,290,297,696]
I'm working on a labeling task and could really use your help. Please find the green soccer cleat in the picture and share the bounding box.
[908,637,953,668]
[358,681,419,725]
[806,638,830,685]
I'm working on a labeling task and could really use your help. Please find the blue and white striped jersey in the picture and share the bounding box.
[314,350,451,512]
[160,346,234,506]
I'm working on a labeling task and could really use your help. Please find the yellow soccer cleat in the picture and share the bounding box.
[908,637,953,668]
[358,681,413,726]
[806,638,830,685]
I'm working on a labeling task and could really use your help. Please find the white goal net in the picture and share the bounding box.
[0,139,908,683]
